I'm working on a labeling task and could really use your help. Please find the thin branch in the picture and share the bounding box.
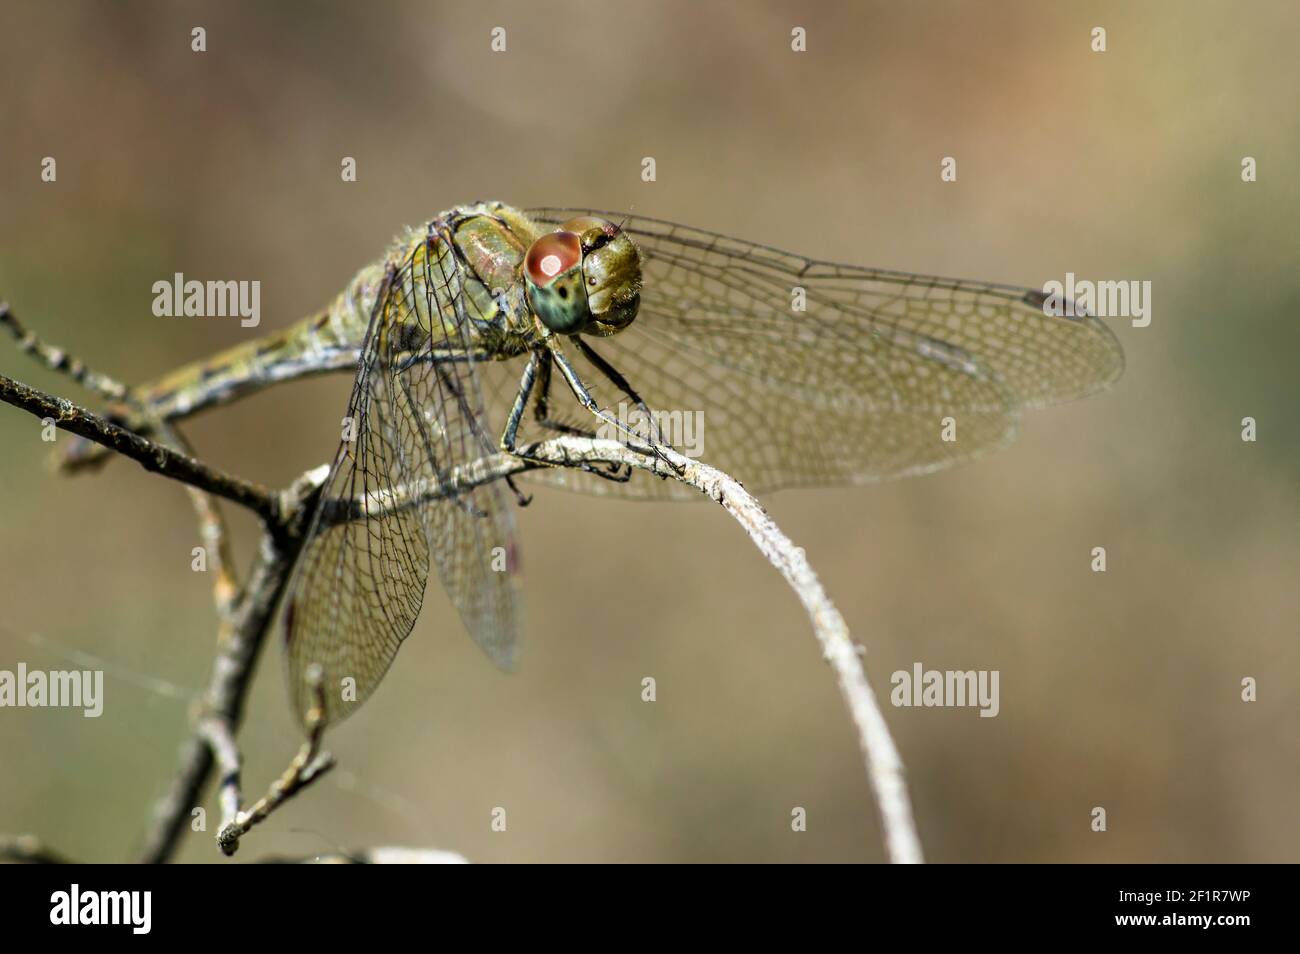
[0,372,279,523]
[216,666,335,856]
[156,419,241,613]
[198,716,243,832]
[0,301,130,403]
[184,480,240,614]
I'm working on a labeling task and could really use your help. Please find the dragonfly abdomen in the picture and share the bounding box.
[138,265,381,420]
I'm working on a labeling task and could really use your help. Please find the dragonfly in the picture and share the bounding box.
[85,201,1123,726]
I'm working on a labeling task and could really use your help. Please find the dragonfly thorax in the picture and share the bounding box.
[524,216,641,337]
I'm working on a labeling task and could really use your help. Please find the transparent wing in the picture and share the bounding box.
[284,236,521,727]
[498,208,1124,500]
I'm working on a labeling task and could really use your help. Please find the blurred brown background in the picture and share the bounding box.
[0,0,1296,863]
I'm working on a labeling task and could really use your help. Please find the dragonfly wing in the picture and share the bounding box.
[517,209,1124,500]
[285,241,521,727]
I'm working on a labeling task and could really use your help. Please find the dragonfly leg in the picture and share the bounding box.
[500,350,541,453]
[503,472,531,506]
[529,352,629,478]
[546,338,682,476]
[571,337,667,449]
[500,350,632,485]
[531,351,596,438]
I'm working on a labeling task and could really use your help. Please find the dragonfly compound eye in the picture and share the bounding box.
[524,231,592,333]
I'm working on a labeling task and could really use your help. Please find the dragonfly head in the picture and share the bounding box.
[524,217,641,336]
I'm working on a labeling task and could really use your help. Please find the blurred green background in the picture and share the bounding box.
[0,0,1296,863]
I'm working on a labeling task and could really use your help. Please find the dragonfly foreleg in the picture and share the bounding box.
[546,338,681,476]
[500,350,632,485]
[529,353,630,480]
[571,337,667,450]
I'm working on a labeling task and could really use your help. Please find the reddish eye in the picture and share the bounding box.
[524,231,582,286]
